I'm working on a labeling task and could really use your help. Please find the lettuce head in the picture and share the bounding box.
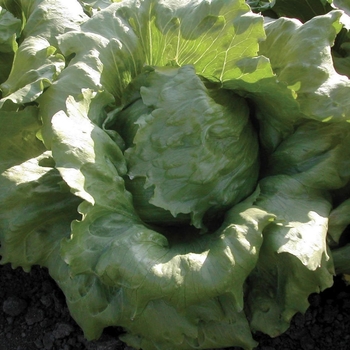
[1,0,350,349]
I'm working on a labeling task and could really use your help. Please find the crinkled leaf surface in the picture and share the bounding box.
[256,176,332,269]
[246,175,334,336]
[123,65,259,228]
[0,152,81,271]
[12,0,87,46]
[260,11,350,122]
[59,195,273,349]
[0,36,65,107]
[50,94,132,214]
[48,76,273,349]
[0,0,88,105]
[0,106,45,172]
[38,0,271,131]
[0,0,88,106]
[266,120,350,190]
[0,1,348,349]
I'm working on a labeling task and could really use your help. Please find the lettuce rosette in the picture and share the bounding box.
[1,0,350,349]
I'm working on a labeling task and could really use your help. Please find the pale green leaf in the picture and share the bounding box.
[0,152,81,271]
[0,36,65,106]
[122,65,259,229]
[266,120,350,190]
[260,11,350,122]
[17,0,87,46]
[246,175,334,336]
[50,93,133,213]
[59,193,273,348]
[0,106,45,172]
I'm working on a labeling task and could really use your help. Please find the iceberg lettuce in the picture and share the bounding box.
[1,0,350,349]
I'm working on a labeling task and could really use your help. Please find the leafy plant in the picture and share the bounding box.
[1,0,350,349]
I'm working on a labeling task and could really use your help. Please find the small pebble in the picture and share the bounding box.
[3,296,27,316]
[25,307,44,325]
[53,323,74,339]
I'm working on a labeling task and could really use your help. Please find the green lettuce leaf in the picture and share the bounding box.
[0,36,65,107]
[0,151,81,271]
[120,65,259,229]
[0,106,45,171]
[266,120,350,190]
[58,197,273,349]
[246,175,334,336]
[48,89,273,348]
[0,0,88,107]
[0,0,88,46]
[50,93,133,213]
[1,1,348,349]
[260,10,350,122]
[247,0,276,13]
[80,0,269,89]
[38,0,271,133]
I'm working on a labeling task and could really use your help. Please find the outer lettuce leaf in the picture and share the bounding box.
[38,43,114,148]
[0,0,88,46]
[246,175,334,336]
[256,176,332,270]
[38,0,273,140]
[333,0,350,12]
[0,37,65,107]
[50,93,133,214]
[79,0,269,91]
[260,11,350,122]
[59,199,273,349]
[0,152,81,271]
[244,114,350,336]
[266,120,350,190]
[0,0,88,107]
[0,106,45,171]
[0,0,22,19]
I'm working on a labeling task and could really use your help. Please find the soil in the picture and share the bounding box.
[0,263,350,350]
